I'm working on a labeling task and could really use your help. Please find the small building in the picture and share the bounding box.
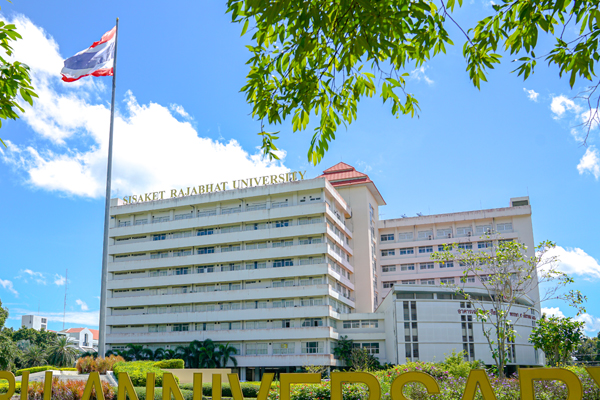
[58,327,99,352]
[21,315,48,331]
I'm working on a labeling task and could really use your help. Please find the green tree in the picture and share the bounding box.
[575,333,600,364]
[433,238,586,379]
[175,342,197,368]
[12,327,58,349]
[332,335,354,366]
[198,339,220,368]
[0,18,37,146]
[349,348,380,371]
[227,0,600,163]
[21,344,48,368]
[47,336,79,367]
[528,314,585,366]
[152,348,165,361]
[216,343,238,368]
[125,343,147,361]
[0,300,8,330]
[0,328,17,371]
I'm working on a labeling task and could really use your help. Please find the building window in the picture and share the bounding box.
[421,279,435,285]
[197,247,215,254]
[398,232,414,240]
[246,343,268,355]
[361,343,380,355]
[440,278,455,285]
[437,228,452,238]
[273,342,295,355]
[381,249,395,257]
[172,324,189,332]
[497,223,513,232]
[382,265,396,273]
[418,246,433,254]
[476,225,492,235]
[383,282,395,289]
[417,230,433,240]
[403,301,419,361]
[197,228,214,236]
[402,280,416,285]
[400,264,415,271]
[478,241,492,249]
[302,318,323,327]
[381,234,395,242]
[419,263,434,270]
[458,243,473,250]
[440,261,454,268]
[281,319,293,328]
[343,320,360,329]
[399,248,414,255]
[302,342,324,354]
[197,265,214,273]
[153,234,166,241]
[456,227,473,237]
[273,259,293,268]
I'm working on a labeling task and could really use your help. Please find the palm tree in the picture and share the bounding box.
[21,344,48,368]
[47,336,79,367]
[140,348,154,360]
[198,339,219,368]
[175,344,196,368]
[126,344,146,361]
[163,349,176,359]
[216,343,238,368]
[152,348,165,361]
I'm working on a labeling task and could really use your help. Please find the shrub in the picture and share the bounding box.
[27,378,115,400]
[77,355,124,374]
[179,382,263,398]
[133,387,196,400]
[0,382,21,394]
[153,359,184,369]
[60,368,78,372]
[16,366,57,377]
[113,361,178,387]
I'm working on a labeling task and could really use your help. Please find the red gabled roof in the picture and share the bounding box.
[319,162,386,205]
[62,327,99,340]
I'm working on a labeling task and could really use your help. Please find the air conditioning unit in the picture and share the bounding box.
[467,232,472,237]
[428,235,433,240]
[447,233,452,238]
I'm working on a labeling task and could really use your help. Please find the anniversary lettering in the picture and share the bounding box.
[121,171,307,205]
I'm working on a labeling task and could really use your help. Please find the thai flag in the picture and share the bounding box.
[61,27,116,82]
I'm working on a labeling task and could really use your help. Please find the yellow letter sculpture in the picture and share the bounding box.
[280,373,321,400]
[389,371,440,400]
[117,372,138,400]
[519,368,582,400]
[461,370,496,400]
[0,371,15,400]
[82,371,105,400]
[162,373,184,400]
[331,372,381,400]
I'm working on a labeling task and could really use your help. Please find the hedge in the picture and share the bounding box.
[113,361,179,387]
[179,382,266,398]
[0,382,21,394]
[16,366,58,376]
[132,387,204,400]
[153,359,184,369]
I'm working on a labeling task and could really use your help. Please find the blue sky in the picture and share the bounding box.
[0,0,599,335]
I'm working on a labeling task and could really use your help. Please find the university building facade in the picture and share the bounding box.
[104,163,541,379]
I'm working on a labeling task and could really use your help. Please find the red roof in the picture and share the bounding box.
[319,162,386,205]
[63,327,99,340]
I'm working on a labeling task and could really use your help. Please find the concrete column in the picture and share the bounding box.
[169,210,174,221]
[216,202,222,215]
[130,215,134,225]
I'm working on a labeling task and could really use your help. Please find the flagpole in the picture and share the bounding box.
[98,17,118,357]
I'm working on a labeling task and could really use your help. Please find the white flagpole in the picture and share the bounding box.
[98,17,119,357]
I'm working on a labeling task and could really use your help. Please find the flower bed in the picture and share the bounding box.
[26,378,115,400]
[77,355,125,374]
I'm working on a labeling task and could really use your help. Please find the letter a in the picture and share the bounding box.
[461,370,496,400]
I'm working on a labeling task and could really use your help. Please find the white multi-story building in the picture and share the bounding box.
[21,315,48,331]
[104,163,541,379]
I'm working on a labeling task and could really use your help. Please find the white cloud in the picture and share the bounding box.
[550,95,582,118]
[0,15,290,198]
[169,103,190,119]
[75,299,88,311]
[577,146,600,180]
[0,279,18,296]
[410,66,434,86]
[53,274,67,286]
[544,245,600,280]
[575,313,600,334]
[523,88,539,102]
[18,269,46,285]
[541,307,565,318]
[11,308,99,327]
